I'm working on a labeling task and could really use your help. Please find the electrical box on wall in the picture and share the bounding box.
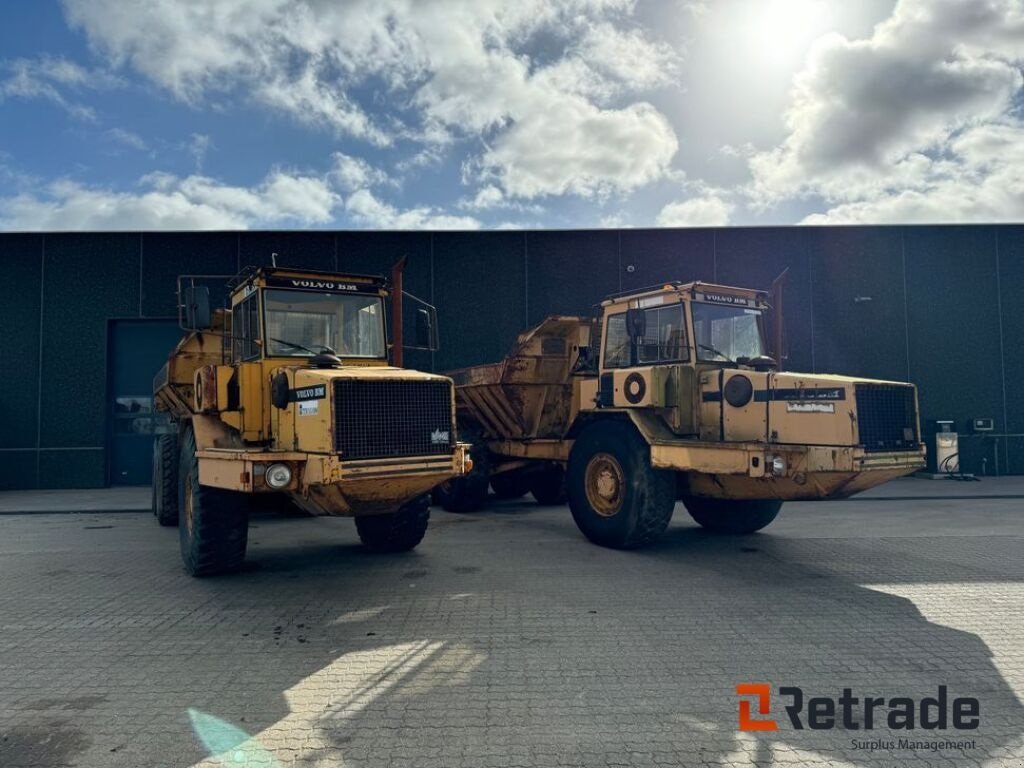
[970,417,994,432]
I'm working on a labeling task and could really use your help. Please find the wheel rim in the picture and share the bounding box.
[184,472,194,534]
[585,452,625,518]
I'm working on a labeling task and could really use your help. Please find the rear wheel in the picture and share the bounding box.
[152,433,179,526]
[177,426,249,576]
[566,421,675,549]
[683,497,782,534]
[490,470,531,499]
[355,495,430,553]
[529,464,566,505]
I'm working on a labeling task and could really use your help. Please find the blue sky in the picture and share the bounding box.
[0,0,1021,231]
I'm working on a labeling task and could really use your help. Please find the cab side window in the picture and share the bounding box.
[231,294,260,362]
[637,304,688,364]
[603,313,631,368]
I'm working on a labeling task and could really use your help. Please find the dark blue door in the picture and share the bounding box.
[108,320,185,485]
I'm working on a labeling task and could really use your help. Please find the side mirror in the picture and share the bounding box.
[184,286,212,330]
[626,307,646,341]
[414,307,438,350]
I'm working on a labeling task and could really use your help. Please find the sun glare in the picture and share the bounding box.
[741,0,834,67]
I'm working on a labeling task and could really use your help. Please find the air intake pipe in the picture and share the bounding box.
[391,256,407,368]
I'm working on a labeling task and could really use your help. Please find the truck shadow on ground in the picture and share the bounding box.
[199,505,1023,766]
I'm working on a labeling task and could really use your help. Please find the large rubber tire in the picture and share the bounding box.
[177,426,249,577]
[683,498,782,534]
[490,471,531,499]
[355,495,430,553]
[152,433,179,527]
[432,430,490,513]
[566,421,675,549]
[529,465,566,506]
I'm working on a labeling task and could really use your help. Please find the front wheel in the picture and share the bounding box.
[355,495,430,553]
[566,421,675,549]
[683,497,782,534]
[177,426,249,576]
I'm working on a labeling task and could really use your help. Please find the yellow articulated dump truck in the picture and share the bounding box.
[436,280,926,549]
[153,263,471,576]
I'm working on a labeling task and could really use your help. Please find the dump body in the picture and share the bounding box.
[447,282,925,507]
[449,316,590,443]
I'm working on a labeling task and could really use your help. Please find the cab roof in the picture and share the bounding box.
[228,265,386,290]
[601,280,769,308]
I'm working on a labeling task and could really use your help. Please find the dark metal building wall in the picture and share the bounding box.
[0,224,1020,489]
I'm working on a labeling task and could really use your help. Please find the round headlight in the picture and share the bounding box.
[768,455,786,476]
[724,374,754,407]
[265,463,292,489]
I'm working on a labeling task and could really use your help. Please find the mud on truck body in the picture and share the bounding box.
[436,281,926,549]
[153,264,471,575]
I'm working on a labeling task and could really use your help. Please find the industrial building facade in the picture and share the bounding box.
[1,224,1021,490]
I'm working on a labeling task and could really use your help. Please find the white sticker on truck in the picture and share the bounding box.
[299,400,319,416]
[787,402,835,413]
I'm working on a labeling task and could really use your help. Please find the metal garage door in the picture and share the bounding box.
[107,320,185,485]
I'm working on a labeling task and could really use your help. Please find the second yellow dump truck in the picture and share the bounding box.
[436,281,926,548]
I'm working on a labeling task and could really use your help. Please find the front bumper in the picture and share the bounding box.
[195,442,472,515]
[651,441,927,501]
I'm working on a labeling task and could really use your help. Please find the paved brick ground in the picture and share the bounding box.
[0,496,1021,768]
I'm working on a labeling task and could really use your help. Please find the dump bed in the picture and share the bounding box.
[447,316,593,440]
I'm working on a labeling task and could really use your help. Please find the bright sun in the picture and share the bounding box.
[740,0,835,67]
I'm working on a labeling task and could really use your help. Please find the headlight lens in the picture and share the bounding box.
[265,463,292,489]
[769,455,786,476]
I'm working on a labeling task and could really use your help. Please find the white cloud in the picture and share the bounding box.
[479,100,677,199]
[803,121,1024,224]
[106,128,147,150]
[749,0,1024,222]
[657,193,733,227]
[465,185,505,210]
[187,133,212,172]
[61,0,679,198]
[0,56,122,121]
[330,152,391,192]
[0,170,338,231]
[345,189,479,230]
[575,22,680,93]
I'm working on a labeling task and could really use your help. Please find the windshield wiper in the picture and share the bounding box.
[698,343,736,364]
[268,337,333,356]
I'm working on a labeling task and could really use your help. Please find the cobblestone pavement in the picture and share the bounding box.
[0,496,1021,768]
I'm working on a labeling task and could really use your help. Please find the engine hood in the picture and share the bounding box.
[701,368,919,451]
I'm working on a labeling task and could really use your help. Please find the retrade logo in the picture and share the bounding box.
[736,684,778,731]
[736,684,980,732]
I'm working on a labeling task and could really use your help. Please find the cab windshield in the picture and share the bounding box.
[263,289,385,358]
[692,301,766,362]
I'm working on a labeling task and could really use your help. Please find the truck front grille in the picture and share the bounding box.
[855,384,919,453]
[333,379,453,460]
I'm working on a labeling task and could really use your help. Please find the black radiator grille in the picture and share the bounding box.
[333,379,453,460]
[855,384,919,453]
